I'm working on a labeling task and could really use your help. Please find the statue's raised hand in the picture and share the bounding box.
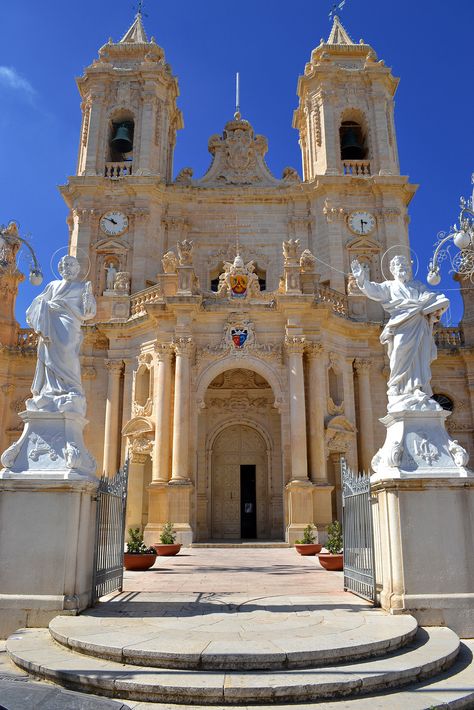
[351,259,364,281]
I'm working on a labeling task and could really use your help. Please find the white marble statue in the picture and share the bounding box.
[26,255,96,416]
[351,254,449,412]
[104,261,117,291]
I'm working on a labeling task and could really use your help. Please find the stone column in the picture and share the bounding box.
[354,358,375,471]
[0,383,14,453]
[103,359,123,476]
[306,343,327,483]
[286,336,308,481]
[120,359,134,464]
[342,356,358,471]
[83,94,103,176]
[152,344,173,482]
[171,337,194,482]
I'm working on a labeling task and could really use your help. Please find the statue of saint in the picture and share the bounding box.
[104,261,117,291]
[25,255,96,415]
[351,254,449,411]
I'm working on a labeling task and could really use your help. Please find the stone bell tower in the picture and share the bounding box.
[293,16,400,180]
[76,12,182,180]
[61,12,183,302]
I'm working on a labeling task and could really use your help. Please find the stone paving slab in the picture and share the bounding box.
[6,627,460,704]
[0,678,130,709]
[48,596,417,670]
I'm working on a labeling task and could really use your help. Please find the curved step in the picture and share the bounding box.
[7,627,460,704]
[48,608,418,670]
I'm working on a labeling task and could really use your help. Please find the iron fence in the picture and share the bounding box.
[92,460,129,603]
[341,457,377,603]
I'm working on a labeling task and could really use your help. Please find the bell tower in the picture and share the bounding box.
[293,16,400,180]
[76,12,182,180]
[61,12,184,302]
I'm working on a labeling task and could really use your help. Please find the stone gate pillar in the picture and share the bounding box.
[103,359,123,476]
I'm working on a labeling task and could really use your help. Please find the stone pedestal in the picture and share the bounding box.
[371,409,470,482]
[168,480,194,546]
[311,484,334,540]
[0,477,97,637]
[372,476,474,638]
[285,479,315,544]
[0,411,96,480]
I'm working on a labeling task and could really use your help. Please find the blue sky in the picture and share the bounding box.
[1,0,473,324]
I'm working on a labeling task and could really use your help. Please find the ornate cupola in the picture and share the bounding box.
[293,16,400,181]
[76,11,183,181]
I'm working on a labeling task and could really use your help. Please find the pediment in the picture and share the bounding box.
[122,416,154,436]
[346,236,379,252]
[95,238,128,254]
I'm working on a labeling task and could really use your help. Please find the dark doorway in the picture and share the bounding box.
[240,465,257,538]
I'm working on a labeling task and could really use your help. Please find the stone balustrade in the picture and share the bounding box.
[314,284,349,316]
[342,160,371,176]
[434,325,464,348]
[130,285,163,317]
[16,328,38,350]
[104,161,133,178]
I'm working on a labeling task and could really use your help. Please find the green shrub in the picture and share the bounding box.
[296,524,317,545]
[160,522,177,545]
[126,527,156,554]
[326,520,343,554]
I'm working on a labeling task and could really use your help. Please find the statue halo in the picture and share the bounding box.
[381,244,419,281]
[50,246,91,281]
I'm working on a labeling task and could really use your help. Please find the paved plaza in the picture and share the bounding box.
[122,547,347,597]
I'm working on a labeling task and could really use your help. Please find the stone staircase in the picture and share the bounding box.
[5,594,474,708]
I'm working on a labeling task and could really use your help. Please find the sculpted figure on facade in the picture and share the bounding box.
[26,255,97,416]
[282,238,300,262]
[114,271,130,294]
[162,250,178,274]
[0,221,21,270]
[351,254,449,412]
[177,239,194,265]
[104,261,117,291]
[299,249,316,272]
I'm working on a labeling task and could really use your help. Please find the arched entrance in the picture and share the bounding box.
[195,367,284,541]
[211,424,268,539]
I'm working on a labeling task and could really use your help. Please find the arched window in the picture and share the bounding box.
[254,264,266,291]
[340,120,367,161]
[108,111,135,164]
[432,393,454,412]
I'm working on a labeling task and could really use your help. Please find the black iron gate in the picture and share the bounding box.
[341,457,376,603]
[92,460,129,603]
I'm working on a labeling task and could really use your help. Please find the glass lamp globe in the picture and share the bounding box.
[453,230,471,250]
[29,269,43,286]
[427,270,441,286]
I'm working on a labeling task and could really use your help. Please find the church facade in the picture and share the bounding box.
[0,14,472,544]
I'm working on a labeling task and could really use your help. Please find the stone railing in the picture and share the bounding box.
[342,160,371,176]
[434,325,464,348]
[314,284,349,317]
[16,327,38,350]
[104,161,133,178]
[130,285,163,317]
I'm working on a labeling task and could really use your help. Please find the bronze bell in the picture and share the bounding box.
[110,122,133,154]
[340,127,365,160]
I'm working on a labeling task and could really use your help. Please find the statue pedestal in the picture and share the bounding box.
[0,410,96,480]
[371,409,470,482]
[0,477,98,637]
[285,479,315,544]
[372,476,474,638]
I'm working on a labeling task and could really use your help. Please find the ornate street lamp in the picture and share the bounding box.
[427,174,474,285]
[0,221,43,286]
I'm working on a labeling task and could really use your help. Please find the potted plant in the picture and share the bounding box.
[154,522,182,556]
[294,524,322,556]
[123,527,157,571]
[318,520,343,570]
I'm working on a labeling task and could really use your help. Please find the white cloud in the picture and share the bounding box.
[0,66,36,100]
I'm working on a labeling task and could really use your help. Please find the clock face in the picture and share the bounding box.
[348,211,376,236]
[100,211,128,236]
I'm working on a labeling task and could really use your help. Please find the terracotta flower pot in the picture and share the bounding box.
[123,553,157,571]
[317,553,344,571]
[295,543,322,556]
[154,543,182,556]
